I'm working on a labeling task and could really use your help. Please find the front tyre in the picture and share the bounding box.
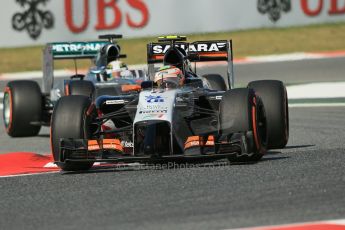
[51,96,94,171]
[219,88,267,162]
[3,80,42,137]
[248,80,289,149]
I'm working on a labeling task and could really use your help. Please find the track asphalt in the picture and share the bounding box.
[0,57,344,230]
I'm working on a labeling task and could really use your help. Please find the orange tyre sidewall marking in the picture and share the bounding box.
[64,83,70,96]
[4,87,13,133]
[252,97,261,152]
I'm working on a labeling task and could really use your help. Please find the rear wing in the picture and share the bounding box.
[147,40,229,63]
[48,41,110,59]
[42,41,109,94]
[147,39,234,89]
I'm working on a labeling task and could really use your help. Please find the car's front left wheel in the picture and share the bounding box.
[219,88,267,162]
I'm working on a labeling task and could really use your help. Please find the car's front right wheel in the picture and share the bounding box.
[248,80,289,149]
[51,95,94,171]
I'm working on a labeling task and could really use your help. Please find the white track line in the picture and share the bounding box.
[288,82,345,99]
[289,103,345,108]
[327,219,345,225]
[0,70,72,80]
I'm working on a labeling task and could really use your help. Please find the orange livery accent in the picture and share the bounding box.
[205,135,215,146]
[88,140,100,151]
[121,84,141,92]
[184,136,202,149]
[185,136,201,143]
[88,139,123,152]
[198,52,228,58]
[151,54,164,60]
[184,135,215,149]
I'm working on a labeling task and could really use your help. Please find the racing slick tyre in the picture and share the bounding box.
[3,80,42,137]
[51,95,94,171]
[248,80,289,149]
[219,88,267,162]
[65,80,95,98]
[202,74,227,91]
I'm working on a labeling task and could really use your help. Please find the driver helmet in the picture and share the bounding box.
[105,60,133,79]
[154,65,185,88]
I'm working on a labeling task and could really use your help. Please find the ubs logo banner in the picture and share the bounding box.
[258,0,291,22]
[12,0,54,40]
[1,0,344,47]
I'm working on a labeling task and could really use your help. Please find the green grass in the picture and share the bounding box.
[1,22,345,73]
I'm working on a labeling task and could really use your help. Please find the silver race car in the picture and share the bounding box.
[3,34,146,137]
[50,36,289,171]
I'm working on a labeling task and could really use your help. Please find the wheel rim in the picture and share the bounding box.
[3,90,12,130]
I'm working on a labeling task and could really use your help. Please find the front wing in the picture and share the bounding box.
[56,137,245,165]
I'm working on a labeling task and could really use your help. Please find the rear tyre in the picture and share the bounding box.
[3,80,42,137]
[219,88,267,162]
[202,74,227,91]
[66,80,95,98]
[248,80,289,149]
[51,95,94,171]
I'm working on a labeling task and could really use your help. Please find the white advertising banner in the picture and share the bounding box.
[1,0,345,47]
